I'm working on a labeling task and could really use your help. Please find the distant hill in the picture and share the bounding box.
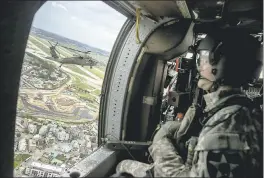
[30,26,110,57]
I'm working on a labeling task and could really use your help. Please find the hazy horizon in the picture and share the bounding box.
[31,26,110,53]
[32,1,127,52]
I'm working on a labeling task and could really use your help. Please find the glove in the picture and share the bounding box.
[116,160,153,177]
[153,121,181,143]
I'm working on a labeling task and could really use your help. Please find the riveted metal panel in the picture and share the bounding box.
[61,147,117,177]
[105,17,174,140]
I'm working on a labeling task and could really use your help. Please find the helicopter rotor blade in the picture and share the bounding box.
[57,44,92,56]
[58,45,84,53]
[48,41,53,47]
[71,49,82,57]
[54,48,61,57]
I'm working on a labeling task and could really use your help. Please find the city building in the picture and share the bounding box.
[57,130,69,141]
[22,119,29,129]
[33,134,41,141]
[28,123,38,134]
[24,161,62,177]
[65,133,70,141]
[18,138,27,152]
[55,143,72,153]
[71,140,79,151]
[39,125,49,136]
[91,143,98,151]
[36,138,46,149]
[28,139,37,152]
[86,140,92,149]
[78,131,85,140]
[14,138,19,151]
[45,134,55,145]
[90,136,97,143]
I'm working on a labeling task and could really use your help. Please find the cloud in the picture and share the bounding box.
[70,16,77,20]
[33,1,127,52]
[51,2,68,12]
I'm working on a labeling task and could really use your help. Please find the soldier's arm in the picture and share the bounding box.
[149,135,246,177]
[149,105,260,177]
[149,137,190,177]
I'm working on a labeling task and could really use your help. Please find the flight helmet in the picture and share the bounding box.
[196,29,262,89]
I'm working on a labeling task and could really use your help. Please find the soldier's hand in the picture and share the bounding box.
[153,121,181,143]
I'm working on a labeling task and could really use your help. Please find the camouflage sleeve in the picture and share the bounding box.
[116,160,153,177]
[148,137,190,177]
[149,136,246,178]
[149,105,259,178]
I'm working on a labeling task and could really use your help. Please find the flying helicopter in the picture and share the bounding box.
[47,40,98,69]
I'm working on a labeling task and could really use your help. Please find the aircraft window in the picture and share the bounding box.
[14,1,126,177]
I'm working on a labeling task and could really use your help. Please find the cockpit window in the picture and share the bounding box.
[14,1,126,177]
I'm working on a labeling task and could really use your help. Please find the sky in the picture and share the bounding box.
[32,1,127,52]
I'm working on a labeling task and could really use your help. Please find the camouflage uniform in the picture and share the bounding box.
[116,88,261,177]
[115,121,181,177]
[149,88,261,177]
[115,160,153,177]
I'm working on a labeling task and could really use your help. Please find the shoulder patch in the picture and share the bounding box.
[207,151,244,178]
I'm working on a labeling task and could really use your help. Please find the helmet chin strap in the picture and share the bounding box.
[198,78,222,93]
[198,78,214,92]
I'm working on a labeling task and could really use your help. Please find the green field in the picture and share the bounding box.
[84,67,105,79]
[17,98,24,110]
[55,154,67,162]
[28,36,50,55]
[56,46,74,58]
[14,154,31,168]
[32,35,52,48]
[33,35,73,58]
[87,103,99,110]
[65,65,90,78]
[65,62,105,80]
[93,89,101,96]
[78,92,97,102]
[97,67,106,73]
[71,75,95,91]
[21,113,92,124]
[30,35,79,59]
[34,35,82,57]
[69,74,99,102]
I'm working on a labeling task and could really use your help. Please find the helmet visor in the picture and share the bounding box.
[196,50,217,82]
[196,50,211,73]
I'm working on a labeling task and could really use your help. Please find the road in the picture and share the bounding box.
[19,65,98,121]
[20,96,93,120]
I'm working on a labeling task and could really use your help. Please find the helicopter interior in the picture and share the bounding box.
[0,0,262,177]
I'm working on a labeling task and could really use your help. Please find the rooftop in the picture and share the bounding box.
[31,161,63,173]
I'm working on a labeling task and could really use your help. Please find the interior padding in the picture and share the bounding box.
[145,19,194,60]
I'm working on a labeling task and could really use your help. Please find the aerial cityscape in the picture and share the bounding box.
[14,26,108,177]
